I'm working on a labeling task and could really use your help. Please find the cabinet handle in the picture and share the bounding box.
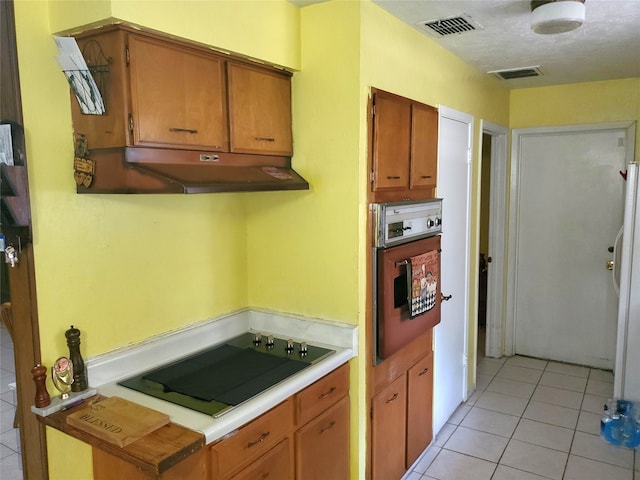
[418,367,430,376]
[420,175,432,179]
[386,176,401,180]
[386,393,399,404]
[169,127,199,134]
[319,386,336,399]
[247,431,270,448]
[320,421,336,434]
[255,136,276,142]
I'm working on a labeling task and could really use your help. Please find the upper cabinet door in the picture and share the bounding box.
[128,35,228,151]
[410,103,438,190]
[372,92,411,192]
[227,62,293,156]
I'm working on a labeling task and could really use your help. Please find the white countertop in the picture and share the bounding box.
[87,308,358,444]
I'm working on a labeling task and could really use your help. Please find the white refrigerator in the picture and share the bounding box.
[614,162,640,401]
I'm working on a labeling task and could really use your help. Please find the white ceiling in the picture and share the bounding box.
[293,0,640,89]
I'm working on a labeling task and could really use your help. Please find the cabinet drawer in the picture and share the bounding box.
[229,438,292,480]
[210,398,293,478]
[295,363,349,428]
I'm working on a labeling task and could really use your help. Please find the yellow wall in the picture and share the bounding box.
[23,0,628,479]
[359,1,510,393]
[244,3,366,476]
[50,0,301,70]
[15,1,303,478]
[511,78,640,162]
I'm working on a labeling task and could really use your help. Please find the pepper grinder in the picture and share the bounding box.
[65,325,88,392]
[31,363,51,408]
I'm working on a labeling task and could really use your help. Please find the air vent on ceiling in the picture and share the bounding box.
[488,66,543,80]
[419,14,484,37]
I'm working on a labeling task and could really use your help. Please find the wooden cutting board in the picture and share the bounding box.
[66,396,170,447]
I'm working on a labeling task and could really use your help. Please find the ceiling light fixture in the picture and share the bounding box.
[531,0,585,35]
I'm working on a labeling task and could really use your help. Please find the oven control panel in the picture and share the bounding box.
[374,199,443,248]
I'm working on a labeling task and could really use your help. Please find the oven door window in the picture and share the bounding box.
[394,273,408,309]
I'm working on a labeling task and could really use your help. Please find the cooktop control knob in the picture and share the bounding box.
[286,339,295,354]
[299,342,308,356]
[266,335,275,349]
[253,333,262,345]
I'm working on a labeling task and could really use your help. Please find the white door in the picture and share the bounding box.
[433,106,472,434]
[508,125,630,369]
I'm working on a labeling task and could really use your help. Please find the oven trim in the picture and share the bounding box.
[372,199,443,365]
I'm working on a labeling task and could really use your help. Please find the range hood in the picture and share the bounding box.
[77,147,310,194]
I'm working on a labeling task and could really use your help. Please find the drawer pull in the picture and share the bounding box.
[169,127,199,134]
[418,367,430,376]
[320,421,336,434]
[420,175,432,179]
[319,386,337,399]
[247,431,270,448]
[255,136,276,142]
[387,176,401,179]
[386,393,399,404]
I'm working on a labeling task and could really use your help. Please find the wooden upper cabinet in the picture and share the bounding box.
[128,35,228,151]
[410,103,438,190]
[372,91,411,192]
[227,62,292,156]
[370,88,438,202]
[69,25,293,159]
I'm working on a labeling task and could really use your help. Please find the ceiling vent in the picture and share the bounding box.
[488,66,543,80]
[419,14,484,37]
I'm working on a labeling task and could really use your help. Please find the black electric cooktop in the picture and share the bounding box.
[118,332,335,417]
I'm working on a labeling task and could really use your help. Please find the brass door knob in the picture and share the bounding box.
[606,261,614,271]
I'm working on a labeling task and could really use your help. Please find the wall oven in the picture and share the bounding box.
[373,199,443,364]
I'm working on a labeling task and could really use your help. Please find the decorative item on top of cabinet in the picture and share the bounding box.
[370,88,438,202]
[62,23,308,194]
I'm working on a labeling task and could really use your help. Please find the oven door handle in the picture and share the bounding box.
[395,259,409,267]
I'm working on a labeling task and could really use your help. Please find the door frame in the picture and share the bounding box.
[505,121,636,356]
[1,1,49,477]
[479,121,509,359]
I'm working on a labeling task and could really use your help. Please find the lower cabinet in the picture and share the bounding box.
[371,330,434,480]
[371,374,408,480]
[210,398,294,479]
[210,363,350,480]
[295,396,350,480]
[406,352,434,467]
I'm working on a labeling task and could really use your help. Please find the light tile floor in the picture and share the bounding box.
[404,353,639,480]
[0,322,22,480]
